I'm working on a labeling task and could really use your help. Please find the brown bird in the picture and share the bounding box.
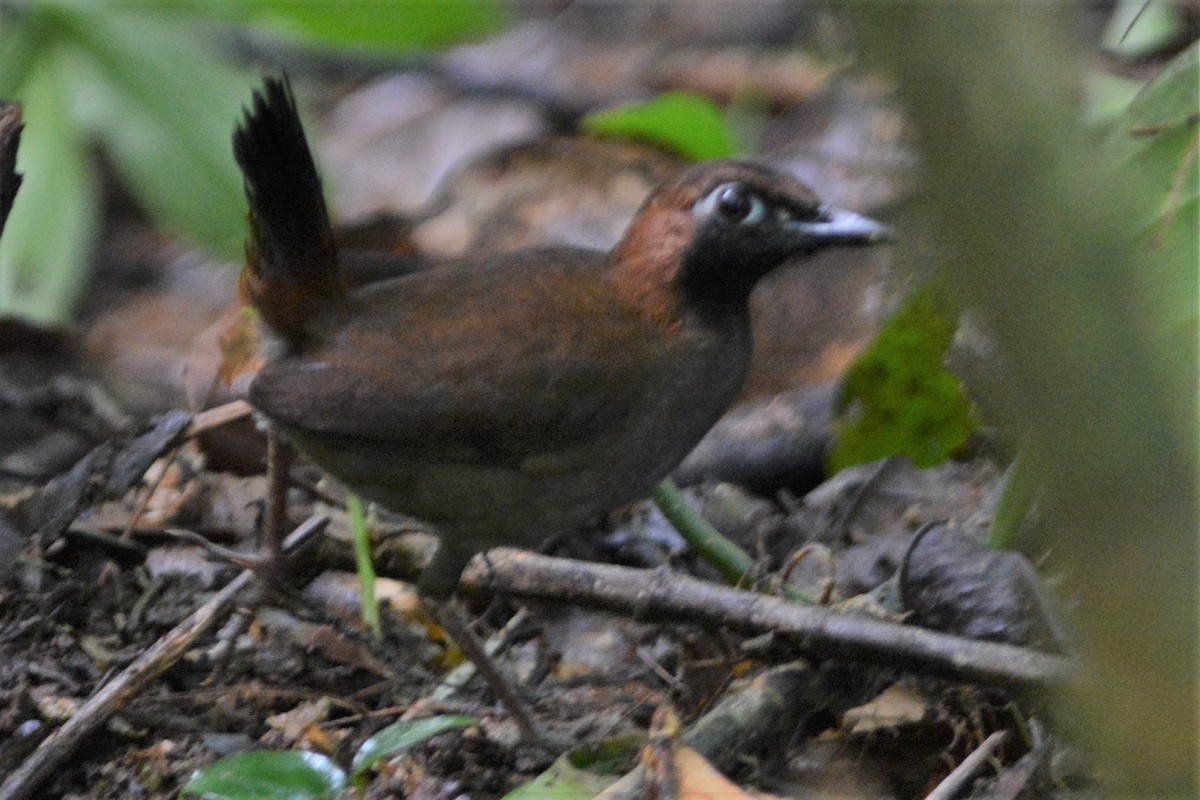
[233,76,888,743]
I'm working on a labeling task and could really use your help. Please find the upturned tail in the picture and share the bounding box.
[233,75,340,346]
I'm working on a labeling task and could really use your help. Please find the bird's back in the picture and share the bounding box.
[251,245,751,540]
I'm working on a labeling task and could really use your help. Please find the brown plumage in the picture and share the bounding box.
[234,76,888,600]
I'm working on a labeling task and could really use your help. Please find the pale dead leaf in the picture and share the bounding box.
[676,745,768,800]
[843,683,931,736]
[266,697,332,745]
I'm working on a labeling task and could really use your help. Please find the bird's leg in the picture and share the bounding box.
[419,541,571,751]
[259,430,295,581]
[424,598,549,743]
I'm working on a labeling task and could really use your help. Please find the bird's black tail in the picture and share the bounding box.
[233,75,340,345]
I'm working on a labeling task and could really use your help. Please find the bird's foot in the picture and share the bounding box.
[426,599,575,754]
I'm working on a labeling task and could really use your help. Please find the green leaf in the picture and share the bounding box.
[346,493,381,637]
[0,42,100,325]
[1102,0,1187,62]
[502,739,641,800]
[562,733,642,773]
[501,757,617,800]
[1119,40,1199,213]
[986,450,1035,551]
[829,284,976,471]
[350,715,477,780]
[48,7,255,258]
[0,10,53,100]
[1108,42,1199,440]
[121,0,505,52]
[1083,71,1144,124]
[248,0,505,51]
[583,92,738,162]
[182,751,348,800]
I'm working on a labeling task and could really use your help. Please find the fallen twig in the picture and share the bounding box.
[19,411,192,546]
[462,549,1075,691]
[184,399,254,439]
[0,516,328,800]
[924,729,1008,800]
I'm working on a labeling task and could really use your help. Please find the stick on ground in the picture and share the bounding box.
[462,549,1075,691]
[0,516,328,800]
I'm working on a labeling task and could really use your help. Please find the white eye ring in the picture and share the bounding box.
[694,182,767,225]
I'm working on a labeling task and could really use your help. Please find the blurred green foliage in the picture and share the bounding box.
[582,92,739,162]
[1102,0,1191,61]
[829,283,976,471]
[346,492,380,636]
[161,0,506,53]
[0,0,503,326]
[348,716,477,783]
[1107,41,1198,445]
[181,716,477,799]
[181,750,347,800]
[832,40,1197,476]
[853,5,1196,785]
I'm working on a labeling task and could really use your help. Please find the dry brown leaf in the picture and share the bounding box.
[266,697,332,744]
[676,746,762,800]
[843,682,931,736]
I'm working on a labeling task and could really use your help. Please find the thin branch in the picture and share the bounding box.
[184,399,254,438]
[0,516,328,800]
[924,730,1008,800]
[462,549,1074,691]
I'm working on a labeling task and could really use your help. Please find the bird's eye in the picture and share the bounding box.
[695,182,766,225]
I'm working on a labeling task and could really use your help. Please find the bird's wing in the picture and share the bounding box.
[249,253,677,468]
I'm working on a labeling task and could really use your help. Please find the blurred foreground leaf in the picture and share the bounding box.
[853,5,1196,788]
[1108,40,1198,443]
[1102,0,1189,61]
